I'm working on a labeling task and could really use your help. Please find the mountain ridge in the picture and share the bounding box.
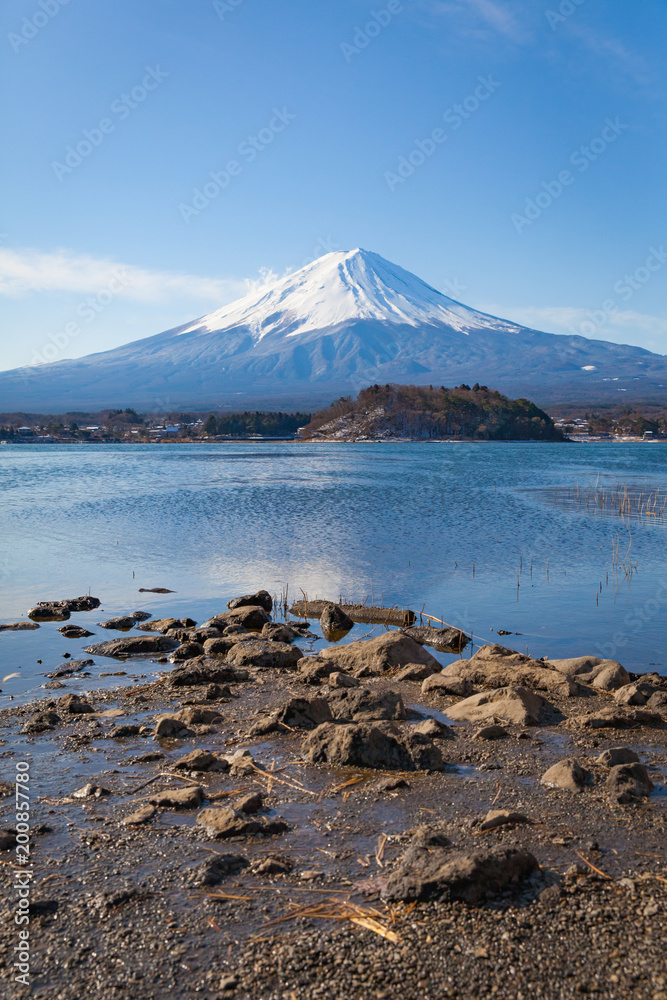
[2,248,666,412]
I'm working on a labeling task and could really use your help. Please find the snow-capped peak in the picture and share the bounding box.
[177,248,518,341]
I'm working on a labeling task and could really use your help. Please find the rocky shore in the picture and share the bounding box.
[1,590,666,999]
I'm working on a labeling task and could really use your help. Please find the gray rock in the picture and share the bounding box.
[196,807,289,839]
[591,663,632,692]
[320,603,354,639]
[613,682,656,706]
[109,724,141,738]
[0,621,40,631]
[261,622,301,643]
[421,673,473,698]
[153,714,194,738]
[595,747,640,767]
[207,606,271,631]
[541,758,592,792]
[326,687,406,722]
[298,656,340,684]
[189,853,249,886]
[572,708,663,729]
[321,602,354,631]
[647,690,667,711]
[168,626,222,644]
[382,841,538,903]
[395,661,441,682]
[46,658,94,679]
[0,829,17,851]
[122,804,156,826]
[98,616,142,630]
[606,763,653,804]
[149,785,204,809]
[167,657,249,687]
[250,697,333,735]
[479,809,532,831]
[225,639,303,670]
[57,625,94,638]
[474,724,510,740]
[85,635,179,657]
[171,749,227,772]
[58,694,94,715]
[326,670,359,688]
[320,632,440,677]
[23,710,60,733]
[548,655,625,684]
[137,617,182,633]
[225,749,256,776]
[303,722,446,771]
[72,783,110,799]
[236,792,264,814]
[377,776,410,792]
[63,596,101,612]
[447,686,550,726]
[202,636,237,656]
[204,683,232,701]
[29,596,100,620]
[227,590,273,613]
[251,854,293,875]
[412,718,453,739]
[28,602,70,621]
[445,644,577,697]
[168,642,206,662]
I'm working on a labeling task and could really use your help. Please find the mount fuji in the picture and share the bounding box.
[3,248,667,412]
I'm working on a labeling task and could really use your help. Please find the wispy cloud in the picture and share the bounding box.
[464,0,531,43]
[0,247,250,303]
[425,0,654,93]
[569,23,652,88]
[479,303,667,352]
[426,0,533,44]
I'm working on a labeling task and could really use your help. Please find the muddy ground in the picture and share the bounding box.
[1,630,667,1000]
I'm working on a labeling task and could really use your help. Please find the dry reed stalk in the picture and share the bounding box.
[421,612,458,629]
[328,776,365,796]
[250,763,318,796]
[259,896,400,943]
[573,850,612,880]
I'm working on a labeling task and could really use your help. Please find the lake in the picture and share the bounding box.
[1,441,666,700]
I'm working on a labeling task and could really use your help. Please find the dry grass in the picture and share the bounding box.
[258,896,403,943]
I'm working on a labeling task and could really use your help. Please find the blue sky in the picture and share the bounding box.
[1,0,666,372]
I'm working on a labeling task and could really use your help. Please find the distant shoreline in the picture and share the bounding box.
[2,436,664,446]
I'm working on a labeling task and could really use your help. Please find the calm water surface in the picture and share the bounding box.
[1,441,666,700]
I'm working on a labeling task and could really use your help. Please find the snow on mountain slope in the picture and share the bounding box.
[174,248,522,342]
[1,248,666,412]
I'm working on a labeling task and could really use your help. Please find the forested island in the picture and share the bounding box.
[4,389,665,443]
[300,383,565,442]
